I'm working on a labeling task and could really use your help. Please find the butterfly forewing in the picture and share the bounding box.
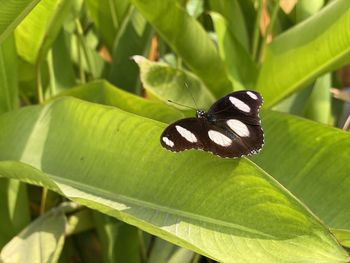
[160,90,264,158]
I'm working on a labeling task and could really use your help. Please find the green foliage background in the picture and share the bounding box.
[0,0,350,262]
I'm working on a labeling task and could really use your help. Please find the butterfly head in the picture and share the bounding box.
[196,110,206,119]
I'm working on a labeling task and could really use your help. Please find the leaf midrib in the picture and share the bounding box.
[50,174,275,239]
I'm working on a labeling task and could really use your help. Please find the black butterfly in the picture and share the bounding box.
[160,90,264,158]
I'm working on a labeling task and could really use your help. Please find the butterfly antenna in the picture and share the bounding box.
[167,100,197,111]
[184,82,199,110]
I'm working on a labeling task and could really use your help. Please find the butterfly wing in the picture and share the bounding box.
[208,90,263,125]
[206,90,264,156]
[160,118,206,152]
[160,90,264,158]
[160,117,262,158]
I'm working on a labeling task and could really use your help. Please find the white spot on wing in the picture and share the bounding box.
[247,91,258,100]
[208,130,232,146]
[175,125,197,143]
[162,137,174,147]
[227,119,250,137]
[229,96,251,112]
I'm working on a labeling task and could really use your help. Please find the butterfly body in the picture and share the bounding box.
[160,90,264,158]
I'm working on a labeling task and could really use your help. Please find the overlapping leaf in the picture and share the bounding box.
[15,0,73,64]
[131,0,233,97]
[133,56,215,110]
[257,0,350,108]
[0,0,41,44]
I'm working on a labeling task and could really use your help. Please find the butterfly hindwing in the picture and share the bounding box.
[208,90,262,125]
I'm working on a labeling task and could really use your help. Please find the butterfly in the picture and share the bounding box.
[160,90,264,158]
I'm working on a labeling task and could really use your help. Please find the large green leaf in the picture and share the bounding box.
[54,80,184,123]
[0,97,347,262]
[304,73,331,124]
[210,12,257,90]
[85,0,130,52]
[209,0,250,51]
[15,0,73,64]
[108,7,153,94]
[134,56,215,109]
[50,30,76,94]
[252,110,350,231]
[0,204,67,263]
[0,36,18,113]
[93,214,141,263]
[131,0,233,97]
[0,0,41,44]
[257,0,350,108]
[0,35,30,249]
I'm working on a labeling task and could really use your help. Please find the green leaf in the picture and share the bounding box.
[331,229,350,248]
[168,248,194,263]
[15,0,73,64]
[185,0,204,19]
[0,204,67,263]
[85,0,130,52]
[0,0,41,44]
[304,73,331,124]
[54,80,184,123]
[0,97,347,262]
[0,179,30,249]
[210,12,257,90]
[0,35,30,249]
[69,34,106,79]
[257,0,350,108]
[209,0,250,51]
[0,35,18,113]
[50,30,76,94]
[134,56,215,109]
[93,214,141,263]
[272,86,313,116]
[131,0,233,97]
[296,0,325,21]
[148,238,194,263]
[108,7,153,94]
[252,110,350,231]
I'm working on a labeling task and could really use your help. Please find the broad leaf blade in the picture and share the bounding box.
[0,98,347,262]
[211,12,257,90]
[252,110,350,231]
[15,0,73,64]
[304,73,331,124]
[0,36,18,113]
[257,0,350,108]
[134,56,215,109]
[85,0,130,52]
[54,80,184,123]
[0,205,66,263]
[0,0,40,44]
[108,8,153,94]
[0,35,30,249]
[209,0,250,51]
[93,214,141,263]
[131,0,233,97]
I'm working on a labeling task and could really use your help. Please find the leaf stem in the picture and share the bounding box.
[75,18,93,81]
[138,230,147,263]
[35,62,44,104]
[47,49,56,97]
[252,0,263,61]
[40,187,48,214]
[259,0,280,62]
